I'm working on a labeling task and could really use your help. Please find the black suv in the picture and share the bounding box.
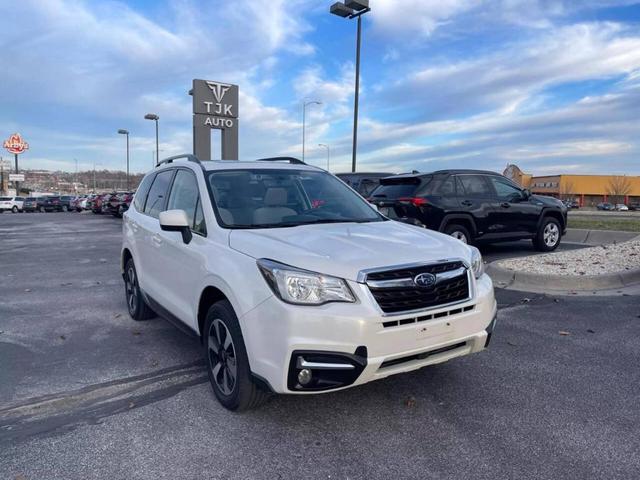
[369,169,568,251]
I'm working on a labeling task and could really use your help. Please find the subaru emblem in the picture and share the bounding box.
[414,272,436,288]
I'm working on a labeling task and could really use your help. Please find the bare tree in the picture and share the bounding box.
[559,180,575,201]
[607,176,632,204]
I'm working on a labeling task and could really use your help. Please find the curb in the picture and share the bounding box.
[563,228,639,245]
[486,263,640,292]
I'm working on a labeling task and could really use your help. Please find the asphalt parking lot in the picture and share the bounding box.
[1,213,638,480]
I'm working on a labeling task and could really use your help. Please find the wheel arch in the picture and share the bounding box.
[439,214,477,237]
[197,286,231,341]
[121,248,133,276]
[538,209,565,230]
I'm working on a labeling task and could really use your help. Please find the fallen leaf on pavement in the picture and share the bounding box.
[60,335,66,340]
[558,331,571,336]
[587,329,595,333]
[132,330,141,336]
[404,396,416,408]
[114,313,122,319]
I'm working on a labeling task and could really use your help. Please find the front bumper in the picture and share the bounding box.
[241,273,497,394]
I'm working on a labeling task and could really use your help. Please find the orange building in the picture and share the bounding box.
[503,164,640,207]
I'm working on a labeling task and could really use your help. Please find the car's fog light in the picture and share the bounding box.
[298,368,312,385]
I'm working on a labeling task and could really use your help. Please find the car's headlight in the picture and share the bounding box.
[469,246,484,279]
[257,259,355,306]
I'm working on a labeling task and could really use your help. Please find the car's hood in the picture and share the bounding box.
[531,194,565,208]
[229,220,471,282]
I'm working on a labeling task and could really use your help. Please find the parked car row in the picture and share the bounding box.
[0,192,134,217]
[596,202,637,211]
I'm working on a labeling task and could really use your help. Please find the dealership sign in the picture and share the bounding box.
[3,133,29,155]
[9,174,25,182]
[192,79,239,160]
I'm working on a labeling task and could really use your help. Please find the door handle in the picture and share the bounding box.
[152,234,163,246]
[461,200,473,207]
[500,202,511,208]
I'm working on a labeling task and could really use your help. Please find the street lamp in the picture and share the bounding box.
[318,143,330,171]
[144,113,159,165]
[330,0,370,173]
[302,100,322,163]
[117,129,130,190]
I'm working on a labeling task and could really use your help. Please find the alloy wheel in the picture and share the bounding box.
[450,231,468,244]
[543,223,559,247]
[207,319,237,396]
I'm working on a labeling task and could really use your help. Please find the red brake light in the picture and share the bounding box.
[398,197,428,207]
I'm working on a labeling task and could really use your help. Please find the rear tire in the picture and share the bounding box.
[444,223,472,245]
[62,205,68,212]
[203,300,270,411]
[533,217,561,252]
[12,206,18,213]
[124,258,156,320]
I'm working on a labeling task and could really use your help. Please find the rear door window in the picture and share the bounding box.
[144,170,174,218]
[457,175,493,197]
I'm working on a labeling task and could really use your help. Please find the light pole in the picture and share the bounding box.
[330,0,370,173]
[318,143,330,171]
[144,113,159,165]
[302,100,321,162]
[117,129,130,190]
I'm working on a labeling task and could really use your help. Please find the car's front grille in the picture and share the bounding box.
[366,261,464,281]
[365,261,470,314]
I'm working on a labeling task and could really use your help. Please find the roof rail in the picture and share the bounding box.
[156,154,202,168]
[255,156,306,165]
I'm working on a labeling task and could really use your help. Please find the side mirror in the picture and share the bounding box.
[522,189,531,199]
[159,209,192,244]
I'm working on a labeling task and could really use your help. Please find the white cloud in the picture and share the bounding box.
[377,22,640,120]
[372,0,481,37]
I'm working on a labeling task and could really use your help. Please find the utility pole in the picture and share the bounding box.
[93,159,96,192]
[14,153,19,196]
[0,157,4,196]
[330,1,370,172]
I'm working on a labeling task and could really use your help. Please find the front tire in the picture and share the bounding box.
[204,301,270,411]
[12,206,18,213]
[124,258,156,320]
[444,223,472,245]
[533,217,561,252]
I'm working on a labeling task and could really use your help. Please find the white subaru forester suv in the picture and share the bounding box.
[122,155,497,411]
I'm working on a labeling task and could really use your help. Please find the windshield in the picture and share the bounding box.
[0,197,12,201]
[207,169,384,228]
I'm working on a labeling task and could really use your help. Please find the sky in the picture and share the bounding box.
[1,0,639,175]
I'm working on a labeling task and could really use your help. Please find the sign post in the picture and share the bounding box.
[3,133,29,196]
[191,80,239,160]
